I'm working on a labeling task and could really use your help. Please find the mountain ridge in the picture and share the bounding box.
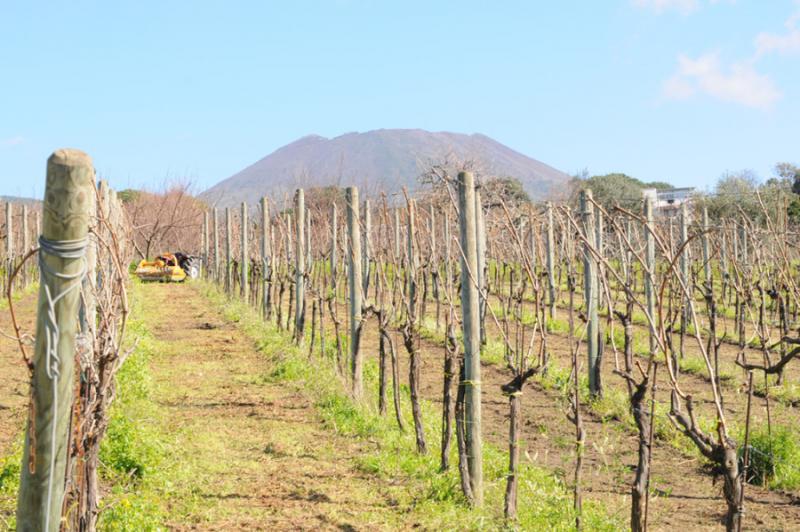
[202,129,571,207]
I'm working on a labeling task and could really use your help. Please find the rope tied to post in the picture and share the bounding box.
[37,234,88,532]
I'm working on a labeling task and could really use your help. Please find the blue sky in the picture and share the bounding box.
[1,0,798,198]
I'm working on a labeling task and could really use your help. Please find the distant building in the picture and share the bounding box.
[642,187,695,214]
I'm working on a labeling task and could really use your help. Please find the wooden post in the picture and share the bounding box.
[241,202,249,301]
[361,199,372,298]
[331,203,338,278]
[444,211,452,297]
[305,206,312,273]
[295,189,306,342]
[17,149,93,531]
[213,208,219,284]
[475,187,487,346]
[346,187,364,398]
[546,202,557,320]
[702,206,711,287]
[6,202,13,260]
[644,196,656,356]
[457,171,483,506]
[394,207,402,262]
[225,208,232,295]
[202,212,209,278]
[261,197,270,318]
[407,199,418,309]
[680,202,690,318]
[738,219,747,263]
[21,204,29,286]
[580,190,600,396]
[6,202,13,288]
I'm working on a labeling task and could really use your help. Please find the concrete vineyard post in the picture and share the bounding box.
[202,212,209,278]
[394,208,401,263]
[475,187,486,346]
[457,171,483,506]
[346,187,363,398]
[79,179,98,347]
[331,203,338,278]
[22,204,29,286]
[295,189,306,342]
[580,190,600,396]
[680,203,690,317]
[261,197,270,318]
[546,201,557,320]
[6,202,13,287]
[241,203,249,301]
[407,198,418,320]
[362,199,371,295]
[702,206,711,287]
[213,208,219,283]
[644,197,656,355]
[305,207,312,273]
[225,208,232,295]
[17,149,93,531]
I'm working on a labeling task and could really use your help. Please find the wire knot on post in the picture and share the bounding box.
[37,234,88,532]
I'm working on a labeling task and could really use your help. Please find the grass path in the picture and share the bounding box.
[135,280,411,530]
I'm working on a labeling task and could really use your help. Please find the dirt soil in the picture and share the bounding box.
[140,282,414,531]
[0,293,38,457]
[336,292,800,531]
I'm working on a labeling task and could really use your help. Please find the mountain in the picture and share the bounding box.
[1,195,39,205]
[202,129,571,208]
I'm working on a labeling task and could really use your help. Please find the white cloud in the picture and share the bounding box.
[755,5,800,56]
[1,136,25,147]
[632,0,732,15]
[663,52,781,109]
[632,0,699,15]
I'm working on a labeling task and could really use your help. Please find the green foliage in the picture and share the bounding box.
[744,425,800,491]
[574,173,673,210]
[117,189,142,204]
[96,285,167,531]
[0,437,23,528]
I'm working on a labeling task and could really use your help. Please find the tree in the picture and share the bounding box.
[774,162,800,194]
[123,180,206,260]
[569,173,673,211]
[703,170,760,220]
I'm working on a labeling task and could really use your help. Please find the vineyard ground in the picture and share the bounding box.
[116,280,422,530]
[2,278,800,529]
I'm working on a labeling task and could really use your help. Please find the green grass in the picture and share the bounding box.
[744,424,800,491]
[95,283,170,531]
[0,281,169,530]
[202,282,623,531]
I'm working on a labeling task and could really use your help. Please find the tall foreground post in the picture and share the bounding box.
[580,190,600,396]
[294,189,306,342]
[17,149,93,531]
[346,187,363,398]
[457,171,483,506]
[241,203,249,301]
